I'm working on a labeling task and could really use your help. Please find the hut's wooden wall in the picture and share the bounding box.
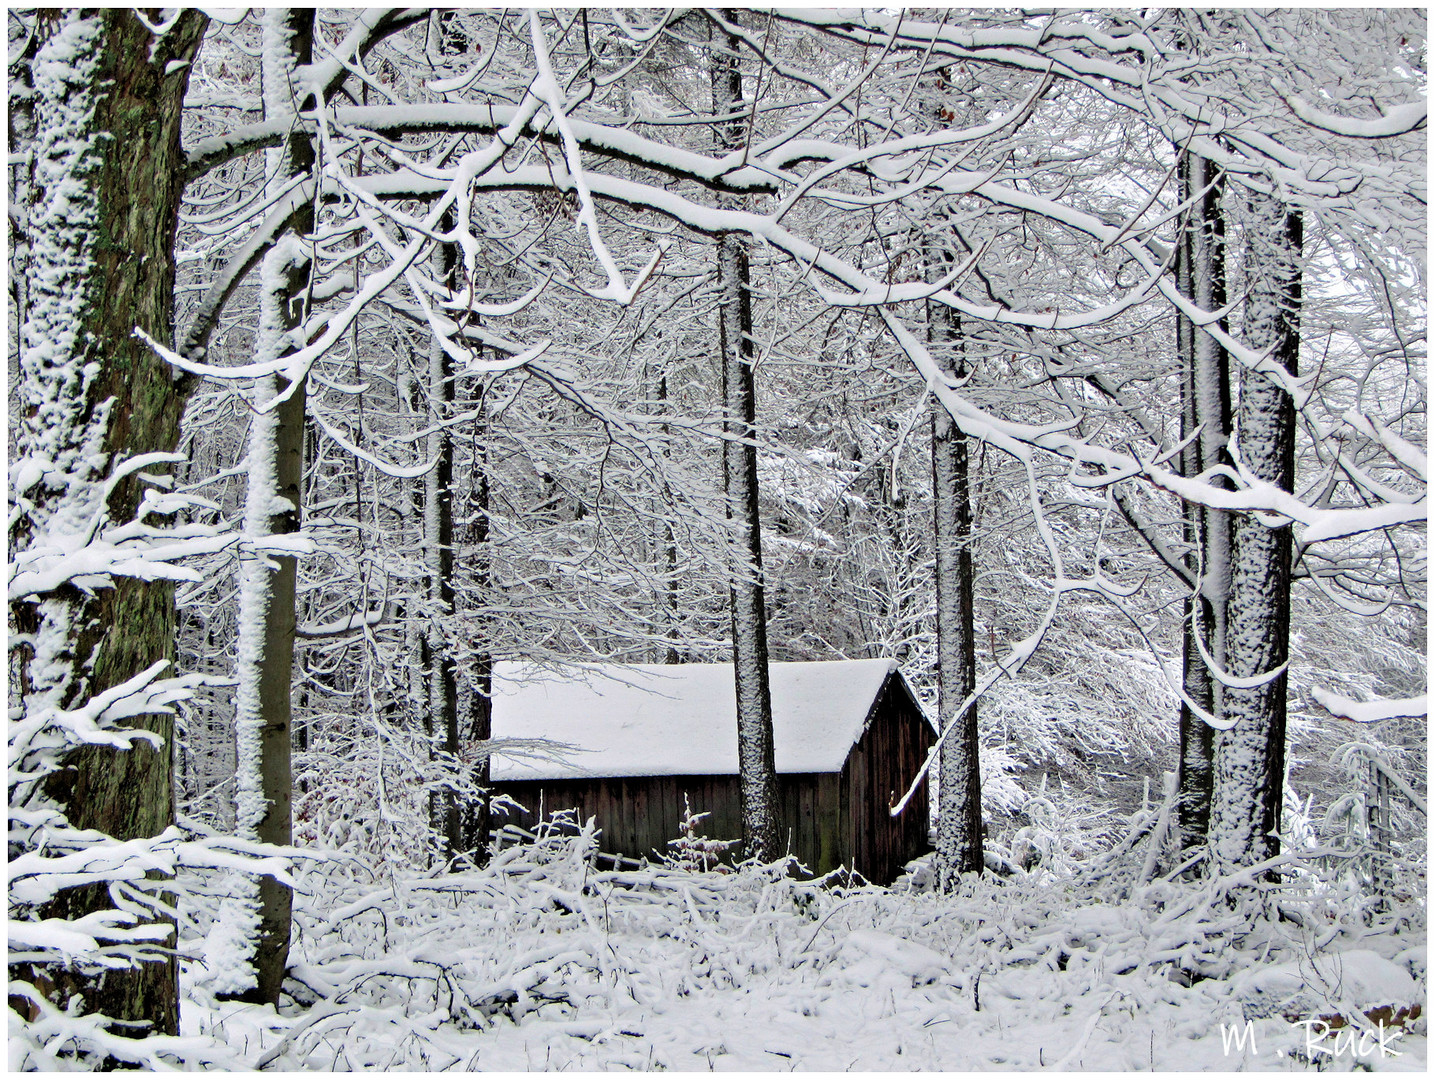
[492,773,848,874]
[842,678,935,884]
[491,671,934,884]
[495,774,742,863]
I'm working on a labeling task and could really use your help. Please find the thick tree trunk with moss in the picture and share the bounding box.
[14,8,207,1037]
[710,17,780,863]
[1209,193,1301,874]
[928,300,983,886]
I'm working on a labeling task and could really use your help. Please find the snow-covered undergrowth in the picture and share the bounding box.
[152,821,1426,1072]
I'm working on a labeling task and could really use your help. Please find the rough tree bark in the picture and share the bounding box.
[7,21,39,336]
[928,298,984,885]
[710,16,780,862]
[1208,191,1302,874]
[15,8,207,1036]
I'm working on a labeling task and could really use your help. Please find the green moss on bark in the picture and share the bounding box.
[29,8,208,1039]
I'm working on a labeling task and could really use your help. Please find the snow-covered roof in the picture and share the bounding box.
[489,659,912,782]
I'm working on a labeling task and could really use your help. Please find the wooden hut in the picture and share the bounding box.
[488,658,935,884]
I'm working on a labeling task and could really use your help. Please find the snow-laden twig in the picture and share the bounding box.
[527,10,663,306]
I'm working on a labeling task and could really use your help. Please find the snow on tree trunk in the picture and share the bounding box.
[11,7,206,1039]
[249,11,312,1004]
[1209,190,1302,874]
[403,365,430,787]
[928,299,984,886]
[209,8,312,1004]
[1175,151,1231,850]
[710,17,780,862]
[210,256,305,1003]
[211,344,279,998]
[7,25,39,339]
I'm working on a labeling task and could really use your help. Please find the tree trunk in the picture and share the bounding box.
[219,9,313,1005]
[658,369,683,665]
[256,364,305,1005]
[397,373,430,835]
[710,17,780,862]
[425,226,461,863]
[15,8,207,1037]
[462,383,493,865]
[7,22,39,338]
[1175,151,1231,850]
[1209,191,1301,874]
[928,299,983,886]
[226,363,304,1005]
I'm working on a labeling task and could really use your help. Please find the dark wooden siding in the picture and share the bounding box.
[491,670,933,884]
[494,774,745,865]
[841,676,935,884]
[494,773,843,870]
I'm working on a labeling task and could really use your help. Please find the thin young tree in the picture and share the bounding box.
[216,8,314,1005]
[709,15,780,862]
[461,383,493,863]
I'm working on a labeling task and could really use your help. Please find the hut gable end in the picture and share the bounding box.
[841,676,936,884]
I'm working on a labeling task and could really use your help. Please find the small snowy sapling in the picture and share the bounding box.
[665,794,736,873]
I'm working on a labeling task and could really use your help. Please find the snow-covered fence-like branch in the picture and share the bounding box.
[1332,742,1427,819]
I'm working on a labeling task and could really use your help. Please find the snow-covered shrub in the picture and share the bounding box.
[172,822,1423,1071]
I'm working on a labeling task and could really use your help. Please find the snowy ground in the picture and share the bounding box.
[165,823,1427,1073]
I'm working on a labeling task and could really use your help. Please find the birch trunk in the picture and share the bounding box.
[710,17,780,862]
[928,299,983,885]
[1209,191,1302,874]
[16,8,206,1036]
